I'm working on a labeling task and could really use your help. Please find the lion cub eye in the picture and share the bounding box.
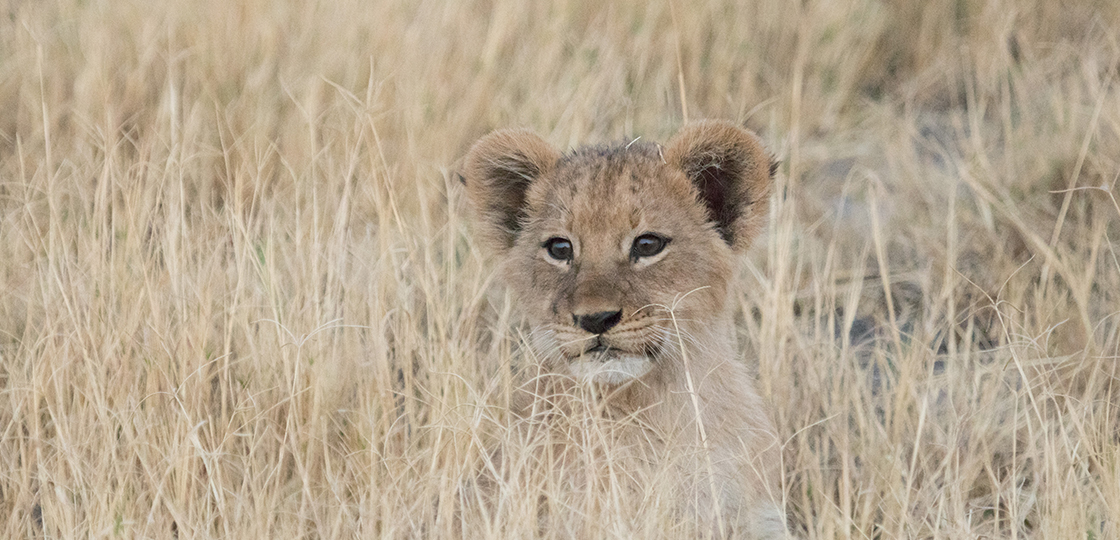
[630,233,670,260]
[543,237,574,262]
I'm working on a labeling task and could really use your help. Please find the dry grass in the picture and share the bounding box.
[2,0,1119,537]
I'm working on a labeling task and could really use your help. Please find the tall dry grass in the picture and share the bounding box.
[1,0,1118,537]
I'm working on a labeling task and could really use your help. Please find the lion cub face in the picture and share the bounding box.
[465,121,773,385]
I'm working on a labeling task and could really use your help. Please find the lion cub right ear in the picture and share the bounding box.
[462,129,561,254]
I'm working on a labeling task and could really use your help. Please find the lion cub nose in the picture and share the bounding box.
[574,310,623,335]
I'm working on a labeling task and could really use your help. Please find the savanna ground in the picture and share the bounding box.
[2,0,1119,538]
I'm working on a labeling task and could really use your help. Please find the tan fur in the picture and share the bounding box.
[464,120,786,538]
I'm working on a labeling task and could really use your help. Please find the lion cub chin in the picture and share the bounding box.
[464,120,788,539]
[566,351,652,385]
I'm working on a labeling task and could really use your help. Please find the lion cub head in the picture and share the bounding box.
[464,120,773,386]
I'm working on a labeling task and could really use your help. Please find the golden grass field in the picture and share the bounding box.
[2,0,1119,537]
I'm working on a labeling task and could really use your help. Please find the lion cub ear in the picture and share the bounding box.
[664,120,775,251]
[462,129,561,254]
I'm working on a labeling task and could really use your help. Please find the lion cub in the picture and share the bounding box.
[464,120,786,538]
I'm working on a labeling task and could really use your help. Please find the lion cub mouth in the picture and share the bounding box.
[566,342,654,386]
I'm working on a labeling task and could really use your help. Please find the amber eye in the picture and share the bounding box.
[543,237,574,261]
[631,233,670,260]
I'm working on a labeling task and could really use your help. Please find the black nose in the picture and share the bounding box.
[574,310,623,334]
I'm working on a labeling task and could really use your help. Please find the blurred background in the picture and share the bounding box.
[1,0,1118,537]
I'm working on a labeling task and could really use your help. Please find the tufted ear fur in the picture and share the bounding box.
[462,129,561,254]
[664,120,775,251]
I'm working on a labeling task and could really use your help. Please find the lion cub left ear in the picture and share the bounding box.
[462,129,562,255]
[664,120,775,251]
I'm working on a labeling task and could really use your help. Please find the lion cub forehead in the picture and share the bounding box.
[531,142,695,221]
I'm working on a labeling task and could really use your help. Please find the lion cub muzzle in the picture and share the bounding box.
[554,307,665,386]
